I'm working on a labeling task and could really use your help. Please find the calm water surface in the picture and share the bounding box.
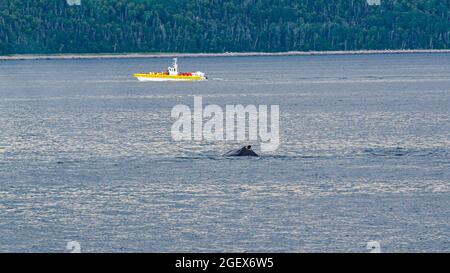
[0,54,449,252]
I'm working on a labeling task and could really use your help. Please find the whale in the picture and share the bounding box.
[223,145,259,157]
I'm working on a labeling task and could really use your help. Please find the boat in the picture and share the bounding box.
[133,58,207,82]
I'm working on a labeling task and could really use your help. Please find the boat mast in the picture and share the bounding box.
[168,57,179,76]
[173,58,178,73]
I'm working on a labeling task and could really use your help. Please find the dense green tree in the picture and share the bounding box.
[0,0,449,55]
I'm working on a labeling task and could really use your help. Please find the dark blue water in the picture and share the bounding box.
[0,54,449,252]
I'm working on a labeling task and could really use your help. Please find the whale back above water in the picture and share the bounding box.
[223,146,259,157]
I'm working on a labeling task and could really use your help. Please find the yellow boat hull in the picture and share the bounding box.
[133,73,205,82]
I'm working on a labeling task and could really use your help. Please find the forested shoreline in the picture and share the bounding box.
[0,0,449,55]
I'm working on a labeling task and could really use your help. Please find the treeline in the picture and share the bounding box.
[0,0,449,55]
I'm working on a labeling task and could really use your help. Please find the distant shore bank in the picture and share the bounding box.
[1,49,450,60]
